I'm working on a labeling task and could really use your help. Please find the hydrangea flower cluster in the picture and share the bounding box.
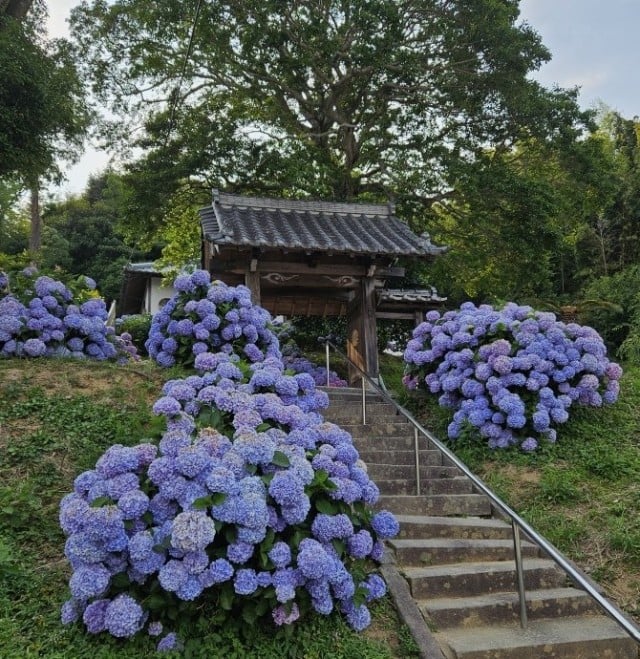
[283,355,348,388]
[0,268,137,363]
[145,270,281,368]
[62,284,397,652]
[271,319,347,387]
[404,302,622,451]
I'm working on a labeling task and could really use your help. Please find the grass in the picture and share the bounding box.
[0,358,419,659]
[394,360,640,623]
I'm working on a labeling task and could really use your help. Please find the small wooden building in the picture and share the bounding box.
[199,191,445,379]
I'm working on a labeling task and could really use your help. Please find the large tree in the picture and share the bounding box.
[70,0,589,237]
[0,2,88,185]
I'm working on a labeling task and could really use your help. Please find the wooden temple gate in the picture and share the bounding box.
[199,191,446,381]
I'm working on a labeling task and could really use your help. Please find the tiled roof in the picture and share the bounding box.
[199,191,445,257]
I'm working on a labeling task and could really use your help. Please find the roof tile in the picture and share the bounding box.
[199,191,445,257]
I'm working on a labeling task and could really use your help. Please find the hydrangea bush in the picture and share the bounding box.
[404,302,622,451]
[0,268,137,362]
[273,318,348,387]
[282,354,348,387]
[61,274,397,652]
[146,270,281,368]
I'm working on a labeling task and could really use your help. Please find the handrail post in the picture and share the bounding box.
[414,426,421,496]
[361,376,367,425]
[512,520,528,629]
[325,341,330,388]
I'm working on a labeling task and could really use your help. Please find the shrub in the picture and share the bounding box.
[404,302,622,451]
[117,313,153,356]
[282,354,348,387]
[581,265,640,356]
[289,316,347,352]
[146,270,280,368]
[272,318,348,387]
[0,267,137,362]
[61,282,396,652]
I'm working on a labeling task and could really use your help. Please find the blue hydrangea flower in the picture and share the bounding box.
[83,599,109,634]
[208,558,234,584]
[170,511,216,553]
[103,594,145,638]
[371,511,399,539]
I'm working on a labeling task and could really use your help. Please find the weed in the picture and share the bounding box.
[538,466,584,504]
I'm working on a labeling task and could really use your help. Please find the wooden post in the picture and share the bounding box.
[345,277,379,383]
[360,277,379,380]
[245,271,261,305]
[346,291,363,386]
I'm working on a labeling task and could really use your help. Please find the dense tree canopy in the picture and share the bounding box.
[0,1,88,185]
[70,0,590,234]
[39,172,156,303]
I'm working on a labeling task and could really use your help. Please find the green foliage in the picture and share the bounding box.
[538,466,583,504]
[290,316,348,352]
[0,6,88,184]
[40,172,156,303]
[117,313,153,355]
[69,0,588,236]
[154,184,208,277]
[0,180,28,255]
[581,264,640,358]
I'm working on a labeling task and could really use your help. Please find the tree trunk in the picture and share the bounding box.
[29,182,41,263]
[596,215,608,276]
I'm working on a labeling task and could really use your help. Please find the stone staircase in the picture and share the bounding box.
[321,387,639,659]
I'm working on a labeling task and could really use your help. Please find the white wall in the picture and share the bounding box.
[145,278,176,314]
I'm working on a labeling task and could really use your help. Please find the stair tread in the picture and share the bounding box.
[376,476,470,483]
[403,557,558,577]
[391,538,537,549]
[379,494,488,501]
[421,586,594,610]
[395,515,510,528]
[438,615,634,651]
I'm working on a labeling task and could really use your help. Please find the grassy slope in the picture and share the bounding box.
[0,359,419,659]
[379,356,640,624]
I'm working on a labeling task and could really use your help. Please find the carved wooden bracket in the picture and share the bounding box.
[261,273,300,284]
[322,275,358,288]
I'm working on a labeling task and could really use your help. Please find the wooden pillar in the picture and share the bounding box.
[414,309,424,327]
[245,271,261,305]
[346,278,379,384]
[361,277,379,380]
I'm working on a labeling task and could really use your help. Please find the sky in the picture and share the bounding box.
[46,0,640,198]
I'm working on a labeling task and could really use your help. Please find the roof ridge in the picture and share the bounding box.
[213,189,393,217]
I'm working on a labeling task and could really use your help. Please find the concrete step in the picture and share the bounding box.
[323,402,402,418]
[319,387,384,401]
[351,434,432,451]
[375,477,473,496]
[403,558,567,599]
[359,449,448,466]
[389,537,540,566]
[378,494,492,517]
[338,421,414,437]
[367,464,462,481]
[435,615,638,658]
[421,587,601,628]
[395,515,514,540]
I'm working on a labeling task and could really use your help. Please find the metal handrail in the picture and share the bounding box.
[322,339,640,643]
